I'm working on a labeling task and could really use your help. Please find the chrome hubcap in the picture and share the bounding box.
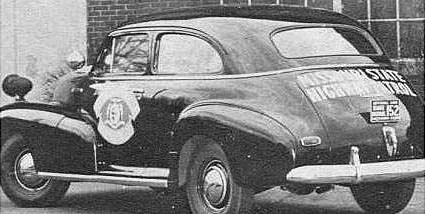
[14,150,49,191]
[200,160,229,211]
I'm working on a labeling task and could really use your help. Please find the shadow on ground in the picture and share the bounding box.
[58,185,363,214]
[3,180,423,214]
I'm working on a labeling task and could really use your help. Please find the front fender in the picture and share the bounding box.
[174,103,297,189]
[1,102,96,143]
[1,102,97,174]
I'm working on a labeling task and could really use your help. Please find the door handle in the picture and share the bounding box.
[71,87,84,95]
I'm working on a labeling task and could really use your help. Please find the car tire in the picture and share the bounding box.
[350,179,415,214]
[186,137,254,214]
[1,134,70,207]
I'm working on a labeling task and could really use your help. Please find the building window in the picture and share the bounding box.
[353,0,424,59]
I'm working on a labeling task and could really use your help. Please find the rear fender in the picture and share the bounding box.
[174,103,297,189]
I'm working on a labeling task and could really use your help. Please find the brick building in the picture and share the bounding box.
[87,0,424,77]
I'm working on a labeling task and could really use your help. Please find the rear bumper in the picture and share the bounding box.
[287,147,425,184]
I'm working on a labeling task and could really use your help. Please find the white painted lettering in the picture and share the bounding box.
[400,83,417,97]
[381,81,395,94]
[297,75,316,87]
[340,82,357,96]
[397,82,410,95]
[315,87,328,100]
[305,88,324,102]
[375,69,386,80]
[389,81,403,94]
[381,69,396,81]
[331,83,347,97]
[364,68,380,80]
[313,72,330,85]
[322,85,336,99]
[388,70,406,82]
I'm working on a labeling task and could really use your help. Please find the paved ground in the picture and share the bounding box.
[1,178,424,214]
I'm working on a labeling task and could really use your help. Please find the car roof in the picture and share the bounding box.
[119,5,362,29]
[120,17,304,73]
[114,5,373,74]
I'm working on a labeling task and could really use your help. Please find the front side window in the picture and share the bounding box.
[156,34,222,75]
[272,26,383,58]
[111,34,150,73]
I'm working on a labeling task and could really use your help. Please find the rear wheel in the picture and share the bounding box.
[186,138,254,214]
[350,179,415,214]
[1,134,70,207]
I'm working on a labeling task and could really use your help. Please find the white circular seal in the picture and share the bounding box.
[93,89,140,145]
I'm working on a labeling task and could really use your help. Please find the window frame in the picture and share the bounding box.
[270,24,385,59]
[89,36,114,77]
[95,31,153,77]
[110,32,151,74]
[152,31,225,75]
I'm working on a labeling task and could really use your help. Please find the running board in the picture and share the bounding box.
[37,172,168,188]
[101,165,169,178]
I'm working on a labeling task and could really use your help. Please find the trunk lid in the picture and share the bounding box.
[297,66,422,163]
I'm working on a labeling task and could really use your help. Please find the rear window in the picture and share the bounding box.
[272,26,383,58]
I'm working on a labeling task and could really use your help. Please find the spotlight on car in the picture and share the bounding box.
[2,74,33,101]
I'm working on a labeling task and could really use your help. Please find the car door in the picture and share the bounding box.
[89,31,163,172]
[90,28,225,174]
[127,31,226,165]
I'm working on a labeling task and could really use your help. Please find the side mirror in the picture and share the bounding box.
[66,50,86,70]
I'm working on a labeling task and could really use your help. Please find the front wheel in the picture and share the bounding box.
[1,134,70,207]
[186,137,254,214]
[350,179,415,214]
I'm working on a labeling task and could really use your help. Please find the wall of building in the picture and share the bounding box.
[343,0,424,78]
[0,0,87,104]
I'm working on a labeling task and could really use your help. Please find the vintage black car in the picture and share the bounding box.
[1,5,424,214]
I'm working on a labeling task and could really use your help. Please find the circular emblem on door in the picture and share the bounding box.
[101,97,130,130]
[94,88,140,145]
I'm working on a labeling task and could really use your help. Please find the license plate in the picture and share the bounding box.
[370,100,400,123]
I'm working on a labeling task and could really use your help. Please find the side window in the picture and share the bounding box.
[111,34,149,73]
[156,34,222,75]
